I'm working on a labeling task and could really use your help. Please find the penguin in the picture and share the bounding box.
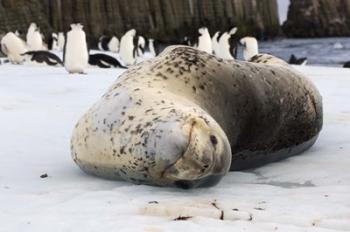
[22,50,63,66]
[47,33,59,50]
[288,54,308,65]
[58,32,65,51]
[15,30,23,37]
[108,36,119,53]
[88,53,126,69]
[196,27,212,54]
[1,32,28,64]
[343,61,350,68]
[137,35,146,57]
[182,36,193,46]
[26,23,36,45]
[240,36,259,61]
[133,35,146,57]
[119,29,136,66]
[63,23,89,74]
[148,38,158,57]
[98,35,108,51]
[26,23,44,51]
[217,27,238,60]
[211,31,222,56]
[98,35,120,53]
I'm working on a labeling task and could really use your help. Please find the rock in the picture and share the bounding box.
[0,0,281,44]
[283,0,350,37]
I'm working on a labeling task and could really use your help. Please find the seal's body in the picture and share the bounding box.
[71,46,323,188]
[64,24,88,74]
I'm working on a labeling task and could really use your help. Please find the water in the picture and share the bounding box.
[248,37,350,67]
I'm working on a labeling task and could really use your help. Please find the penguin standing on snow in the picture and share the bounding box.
[133,35,146,57]
[98,35,108,51]
[148,38,159,57]
[63,23,89,74]
[217,27,238,60]
[98,35,119,53]
[23,50,63,66]
[89,53,126,69]
[119,29,136,66]
[211,31,222,56]
[196,27,212,54]
[240,36,259,61]
[58,32,65,51]
[1,32,28,64]
[26,23,44,51]
[48,33,59,50]
[108,36,119,53]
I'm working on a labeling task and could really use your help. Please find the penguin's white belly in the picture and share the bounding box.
[65,43,88,72]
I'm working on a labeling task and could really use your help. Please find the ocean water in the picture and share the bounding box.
[248,37,350,67]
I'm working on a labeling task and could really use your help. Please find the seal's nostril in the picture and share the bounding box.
[210,135,218,146]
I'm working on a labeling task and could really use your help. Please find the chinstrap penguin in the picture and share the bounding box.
[288,54,308,66]
[119,29,136,66]
[89,53,126,69]
[1,32,28,64]
[217,27,238,60]
[63,23,89,74]
[23,50,63,66]
[196,27,212,54]
[240,36,259,61]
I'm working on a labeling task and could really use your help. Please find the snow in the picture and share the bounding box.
[0,62,349,232]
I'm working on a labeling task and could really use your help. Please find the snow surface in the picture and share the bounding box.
[0,62,349,232]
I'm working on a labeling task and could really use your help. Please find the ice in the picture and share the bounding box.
[0,62,349,231]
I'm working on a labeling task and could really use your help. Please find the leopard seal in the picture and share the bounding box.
[71,46,323,188]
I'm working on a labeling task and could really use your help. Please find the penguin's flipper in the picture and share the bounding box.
[98,60,112,68]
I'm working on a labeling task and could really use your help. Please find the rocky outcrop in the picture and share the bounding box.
[0,0,51,36]
[1,0,281,44]
[283,0,350,37]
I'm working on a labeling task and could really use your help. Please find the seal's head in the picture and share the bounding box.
[145,110,231,189]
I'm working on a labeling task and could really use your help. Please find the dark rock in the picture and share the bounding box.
[40,173,48,178]
[0,0,281,44]
[283,0,350,37]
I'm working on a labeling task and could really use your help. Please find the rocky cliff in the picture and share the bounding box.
[283,0,350,37]
[1,0,280,43]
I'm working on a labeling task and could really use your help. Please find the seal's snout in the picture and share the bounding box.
[163,118,231,188]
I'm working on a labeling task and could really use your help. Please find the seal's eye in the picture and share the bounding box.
[210,135,218,146]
